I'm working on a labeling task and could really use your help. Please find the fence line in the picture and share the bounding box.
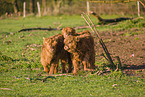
[88,0,139,3]
[87,0,144,16]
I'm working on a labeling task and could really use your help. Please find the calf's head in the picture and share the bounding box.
[64,36,78,53]
[43,37,57,54]
[62,27,76,38]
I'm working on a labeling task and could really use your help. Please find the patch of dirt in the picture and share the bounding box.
[94,29,145,77]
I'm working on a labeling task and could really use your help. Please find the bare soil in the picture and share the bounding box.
[94,28,145,77]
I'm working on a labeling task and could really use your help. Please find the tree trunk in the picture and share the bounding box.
[42,0,47,15]
[15,0,19,12]
[29,0,33,13]
[32,0,35,14]
[12,0,19,13]
[53,0,62,15]
[29,0,35,14]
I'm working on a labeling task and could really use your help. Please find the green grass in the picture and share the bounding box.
[0,70,144,96]
[0,15,145,96]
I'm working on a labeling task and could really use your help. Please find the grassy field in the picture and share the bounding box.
[0,15,145,96]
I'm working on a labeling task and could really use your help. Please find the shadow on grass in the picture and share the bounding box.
[41,76,56,82]
[121,63,145,76]
[34,75,56,83]
[0,54,29,62]
[0,52,29,62]
[122,63,145,70]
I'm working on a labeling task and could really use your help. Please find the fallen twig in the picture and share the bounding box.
[37,71,44,76]
[92,71,104,75]
[90,11,133,24]
[93,71,100,75]
[18,25,92,32]
[41,74,73,82]
[57,24,62,30]
[0,88,13,91]
[18,27,60,32]
[42,76,53,82]
[41,73,73,77]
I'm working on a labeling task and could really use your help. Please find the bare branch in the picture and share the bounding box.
[81,13,115,69]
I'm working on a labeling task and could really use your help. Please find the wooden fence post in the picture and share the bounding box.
[137,1,140,17]
[87,1,90,15]
[37,2,41,17]
[23,2,26,17]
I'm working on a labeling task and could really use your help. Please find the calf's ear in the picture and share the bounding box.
[43,37,45,40]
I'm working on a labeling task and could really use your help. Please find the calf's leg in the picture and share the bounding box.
[68,58,72,73]
[43,65,49,73]
[61,60,67,73]
[54,63,58,74]
[72,59,79,75]
[49,60,58,74]
[41,60,49,72]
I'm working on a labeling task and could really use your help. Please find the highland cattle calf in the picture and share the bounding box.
[62,27,95,74]
[41,34,72,74]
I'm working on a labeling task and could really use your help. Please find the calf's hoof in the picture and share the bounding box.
[44,68,49,73]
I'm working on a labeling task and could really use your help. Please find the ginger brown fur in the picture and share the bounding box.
[62,27,76,38]
[41,34,72,74]
[62,27,95,75]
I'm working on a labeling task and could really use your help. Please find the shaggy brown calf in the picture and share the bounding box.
[62,27,95,74]
[41,34,72,74]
